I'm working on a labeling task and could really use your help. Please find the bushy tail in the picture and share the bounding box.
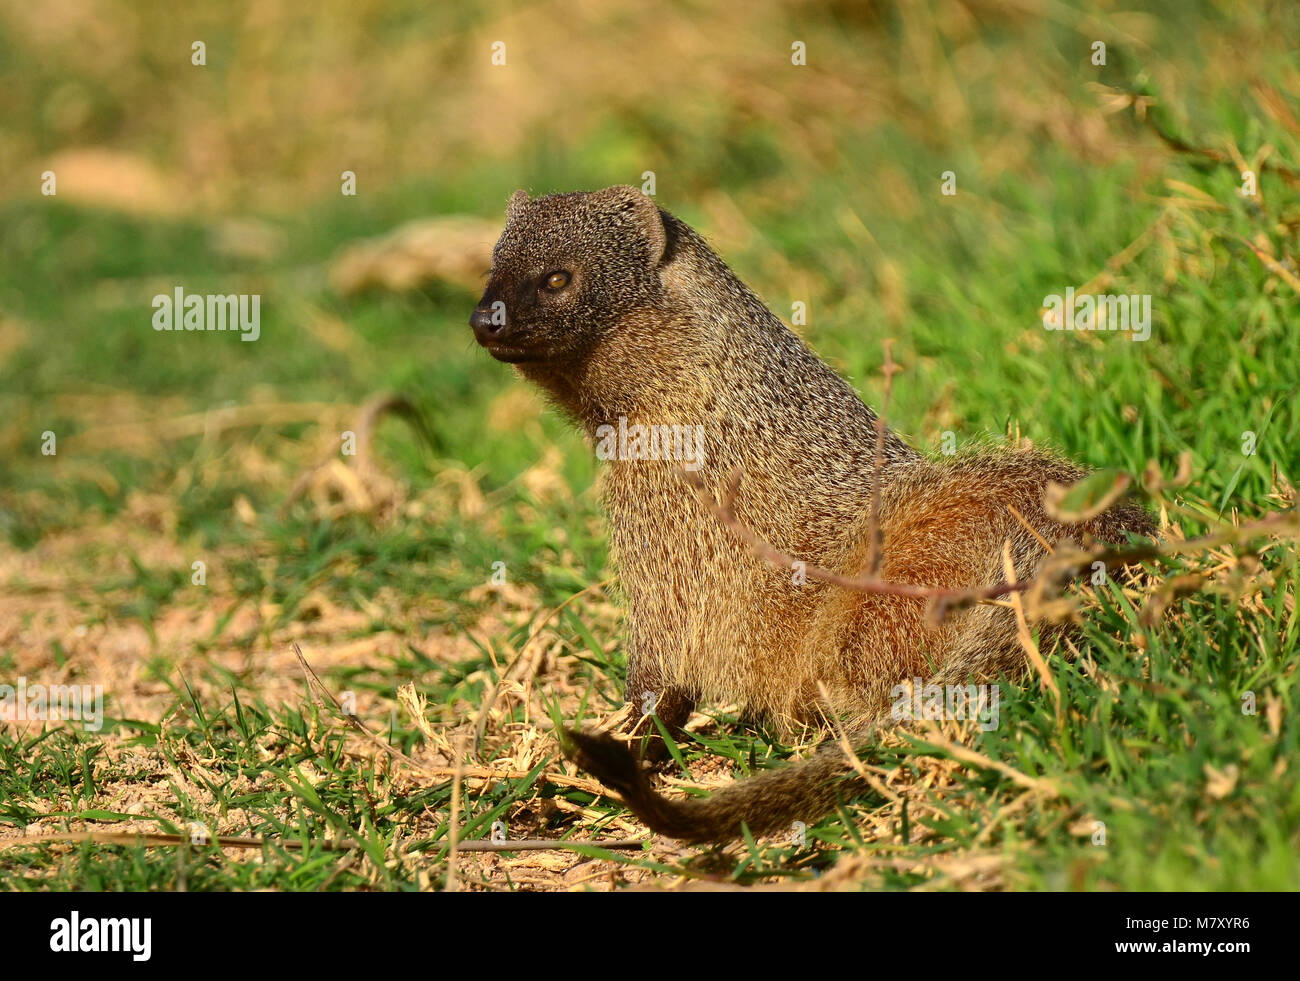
[563,729,865,843]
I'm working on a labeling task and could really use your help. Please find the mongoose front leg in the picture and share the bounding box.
[623,654,694,764]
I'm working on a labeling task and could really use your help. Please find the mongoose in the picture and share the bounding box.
[469,185,1153,843]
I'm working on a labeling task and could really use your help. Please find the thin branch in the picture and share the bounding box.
[2,831,649,854]
[434,838,650,853]
[683,462,1299,617]
[684,468,1034,606]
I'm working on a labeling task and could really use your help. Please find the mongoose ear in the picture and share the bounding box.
[593,185,666,268]
[506,189,530,222]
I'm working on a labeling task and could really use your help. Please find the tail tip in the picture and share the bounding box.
[562,727,645,797]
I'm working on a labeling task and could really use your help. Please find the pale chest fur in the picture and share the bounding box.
[600,454,852,722]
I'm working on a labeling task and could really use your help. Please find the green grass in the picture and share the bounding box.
[0,0,1297,890]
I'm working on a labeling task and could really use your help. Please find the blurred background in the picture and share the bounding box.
[3,1,1296,511]
[1,0,1297,890]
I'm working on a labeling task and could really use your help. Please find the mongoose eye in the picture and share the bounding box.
[544,270,571,291]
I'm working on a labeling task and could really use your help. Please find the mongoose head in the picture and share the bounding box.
[469,185,667,365]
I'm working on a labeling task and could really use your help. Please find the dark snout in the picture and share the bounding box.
[469,297,506,345]
[467,281,506,343]
[470,288,544,363]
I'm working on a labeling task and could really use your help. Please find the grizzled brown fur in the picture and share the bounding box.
[470,185,1153,843]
